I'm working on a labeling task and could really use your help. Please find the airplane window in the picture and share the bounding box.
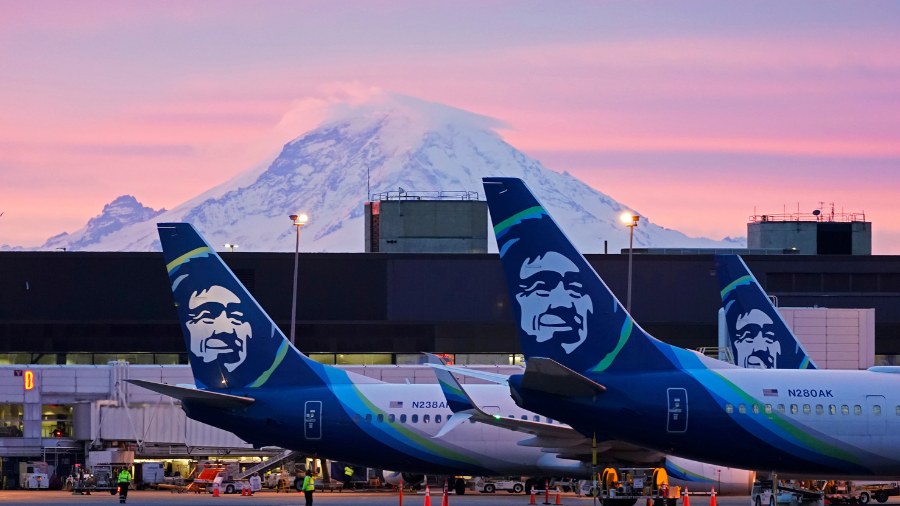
[764,404,773,414]
[546,418,554,424]
[352,414,361,423]
[896,406,900,416]
[752,404,760,414]
[829,405,836,415]
[725,404,733,414]
[365,414,372,423]
[816,405,824,415]
[436,415,442,423]
[389,414,396,423]
[802,405,811,415]
[423,415,430,424]
[377,414,384,423]
[873,405,881,416]
[508,414,515,418]
[738,404,746,414]
[841,405,850,415]
[533,415,540,422]
[521,415,528,420]
[854,405,862,415]
[411,414,419,423]
[400,414,407,423]
[776,404,785,414]
[790,404,798,414]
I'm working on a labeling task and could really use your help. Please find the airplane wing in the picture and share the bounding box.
[520,357,607,398]
[127,379,256,409]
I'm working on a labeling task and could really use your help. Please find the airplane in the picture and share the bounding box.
[127,222,592,490]
[482,176,900,478]
[426,254,821,494]
[428,254,817,492]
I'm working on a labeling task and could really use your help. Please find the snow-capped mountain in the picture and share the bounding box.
[35,93,744,253]
[41,195,166,251]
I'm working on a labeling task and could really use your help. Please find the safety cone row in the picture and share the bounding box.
[709,487,717,506]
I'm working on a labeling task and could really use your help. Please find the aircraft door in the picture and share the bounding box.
[667,388,688,433]
[866,395,885,435]
[305,401,322,440]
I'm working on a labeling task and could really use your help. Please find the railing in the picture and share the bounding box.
[370,189,479,201]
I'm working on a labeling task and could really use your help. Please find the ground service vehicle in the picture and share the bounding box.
[475,477,525,493]
[751,480,822,506]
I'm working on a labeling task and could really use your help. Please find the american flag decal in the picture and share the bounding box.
[390,401,403,408]
[763,388,778,397]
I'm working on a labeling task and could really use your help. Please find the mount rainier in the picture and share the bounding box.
[31,93,744,253]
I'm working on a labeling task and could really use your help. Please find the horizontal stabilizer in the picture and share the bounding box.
[521,357,607,398]
[127,379,255,409]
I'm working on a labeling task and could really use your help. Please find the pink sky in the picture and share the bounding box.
[2,1,900,252]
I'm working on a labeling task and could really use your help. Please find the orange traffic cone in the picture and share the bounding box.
[647,497,652,506]
[399,478,404,506]
[709,488,717,506]
[424,484,432,506]
[441,481,449,506]
[212,483,219,497]
[529,486,537,505]
[683,487,690,506]
[555,486,563,505]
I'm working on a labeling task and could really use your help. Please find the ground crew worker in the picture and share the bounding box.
[117,467,132,504]
[343,465,353,484]
[301,469,315,506]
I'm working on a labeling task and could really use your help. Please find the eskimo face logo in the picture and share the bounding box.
[732,308,781,369]
[516,251,594,354]
[186,285,252,372]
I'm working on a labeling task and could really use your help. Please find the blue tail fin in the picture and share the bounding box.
[157,223,337,390]
[483,177,674,374]
[716,255,816,369]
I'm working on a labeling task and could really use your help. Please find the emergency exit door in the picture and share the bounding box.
[667,388,688,433]
[304,401,322,439]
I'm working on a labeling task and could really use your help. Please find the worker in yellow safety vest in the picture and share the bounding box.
[300,469,315,506]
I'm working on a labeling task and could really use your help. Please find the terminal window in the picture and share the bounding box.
[0,404,24,437]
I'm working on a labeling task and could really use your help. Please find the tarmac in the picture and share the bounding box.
[5,490,893,506]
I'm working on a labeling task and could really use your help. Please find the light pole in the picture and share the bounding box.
[619,211,640,313]
[224,243,238,253]
[289,213,309,347]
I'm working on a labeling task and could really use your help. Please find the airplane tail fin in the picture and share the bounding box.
[157,223,338,390]
[716,255,816,369]
[482,177,677,374]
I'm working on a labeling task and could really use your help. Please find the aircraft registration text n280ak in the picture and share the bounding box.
[127,222,591,480]
[482,176,900,478]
